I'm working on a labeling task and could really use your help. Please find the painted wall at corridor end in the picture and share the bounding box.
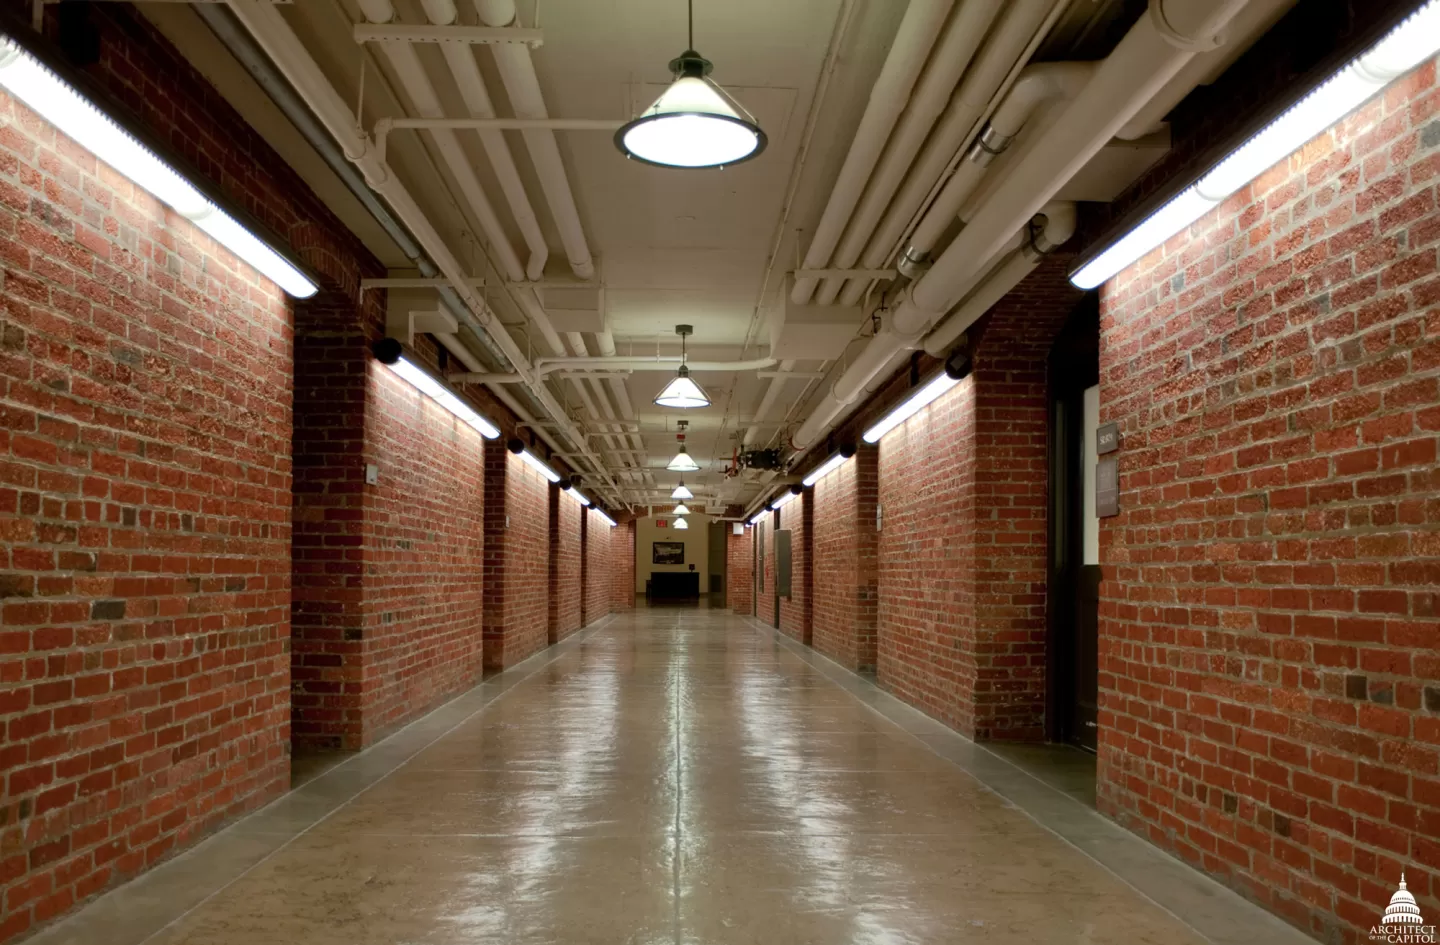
[634,514,712,593]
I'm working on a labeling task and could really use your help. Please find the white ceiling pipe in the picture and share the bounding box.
[473,0,595,280]
[812,0,1003,305]
[834,0,1060,307]
[433,329,617,506]
[565,331,625,463]
[790,0,1252,452]
[355,0,526,282]
[863,349,911,396]
[742,359,795,447]
[535,357,777,376]
[419,0,549,281]
[894,0,1253,338]
[222,0,627,505]
[921,202,1075,356]
[903,61,1093,266]
[594,327,652,483]
[789,0,954,305]
[1114,0,1296,139]
[791,325,920,450]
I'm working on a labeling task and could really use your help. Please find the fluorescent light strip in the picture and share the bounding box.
[0,39,317,298]
[593,509,617,528]
[802,451,850,487]
[388,356,500,439]
[769,490,799,511]
[565,487,591,506]
[1072,0,1440,289]
[862,373,960,444]
[747,511,767,526]
[518,449,562,483]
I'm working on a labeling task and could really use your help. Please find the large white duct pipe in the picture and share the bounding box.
[223,0,628,505]
[902,61,1093,268]
[893,0,1252,338]
[416,0,549,280]
[812,0,1003,305]
[1113,0,1296,139]
[791,205,1071,450]
[354,0,526,283]
[792,0,1252,451]
[742,359,796,447]
[835,0,1059,307]
[789,0,954,304]
[921,202,1075,356]
[474,0,595,280]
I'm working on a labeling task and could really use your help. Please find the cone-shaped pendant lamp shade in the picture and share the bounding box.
[672,516,689,530]
[673,503,691,515]
[672,481,694,500]
[616,67,766,169]
[667,445,700,472]
[654,365,711,409]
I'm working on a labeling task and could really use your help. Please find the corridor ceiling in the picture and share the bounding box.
[143,0,1295,514]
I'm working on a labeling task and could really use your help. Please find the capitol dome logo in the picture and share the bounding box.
[1370,874,1437,944]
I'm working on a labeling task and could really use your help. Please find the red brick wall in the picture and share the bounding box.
[290,296,367,751]
[1097,58,1440,943]
[581,506,610,628]
[756,510,776,627]
[610,519,635,611]
[777,494,811,643]
[877,380,979,735]
[550,490,581,642]
[727,527,753,616]
[359,362,485,738]
[811,449,878,672]
[482,445,549,669]
[0,14,301,936]
[969,320,1054,741]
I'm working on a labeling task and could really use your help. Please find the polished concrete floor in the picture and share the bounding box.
[30,606,1317,945]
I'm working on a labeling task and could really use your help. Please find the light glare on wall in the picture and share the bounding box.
[0,38,317,298]
[1071,0,1440,289]
[389,356,501,439]
[519,449,562,483]
[801,446,856,487]
[862,373,960,444]
[594,509,617,528]
[769,490,799,512]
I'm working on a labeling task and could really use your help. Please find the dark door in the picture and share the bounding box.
[754,520,763,618]
[1048,298,1100,751]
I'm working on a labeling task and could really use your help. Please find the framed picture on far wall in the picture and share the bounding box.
[652,541,685,565]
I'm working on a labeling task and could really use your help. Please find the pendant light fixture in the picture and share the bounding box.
[672,481,694,500]
[667,420,701,472]
[614,1,766,169]
[654,325,712,409]
[673,516,690,530]
[673,503,691,516]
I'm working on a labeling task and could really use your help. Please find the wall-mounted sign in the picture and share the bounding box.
[655,518,667,528]
[1097,422,1119,455]
[1096,455,1119,518]
[732,522,744,535]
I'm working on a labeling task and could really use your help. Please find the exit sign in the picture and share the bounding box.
[656,518,667,528]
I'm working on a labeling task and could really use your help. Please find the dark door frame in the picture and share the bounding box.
[1047,295,1100,750]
